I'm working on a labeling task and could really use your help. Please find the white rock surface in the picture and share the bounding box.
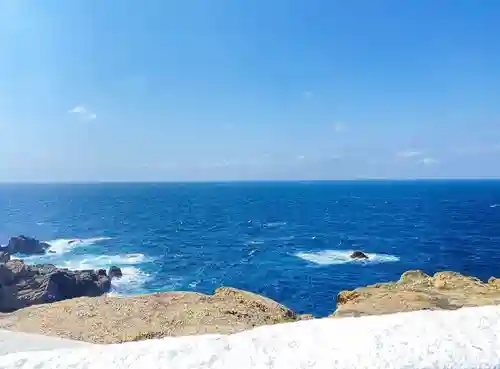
[0,330,91,356]
[2,305,500,368]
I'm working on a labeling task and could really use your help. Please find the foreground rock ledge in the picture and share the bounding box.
[0,288,307,344]
[332,270,500,317]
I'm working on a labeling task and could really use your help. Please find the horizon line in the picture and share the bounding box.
[1,177,500,185]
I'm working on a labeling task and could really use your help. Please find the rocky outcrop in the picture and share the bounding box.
[0,250,10,263]
[0,287,305,344]
[3,236,51,255]
[0,260,112,312]
[108,266,123,279]
[332,270,500,317]
[349,251,368,259]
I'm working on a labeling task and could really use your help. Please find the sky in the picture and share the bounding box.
[1,0,499,182]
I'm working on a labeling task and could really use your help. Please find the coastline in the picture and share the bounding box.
[2,269,500,344]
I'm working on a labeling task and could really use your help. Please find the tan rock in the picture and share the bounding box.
[336,290,360,305]
[332,270,500,318]
[0,287,298,344]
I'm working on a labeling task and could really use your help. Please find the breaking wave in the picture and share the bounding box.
[295,249,400,265]
[45,237,112,255]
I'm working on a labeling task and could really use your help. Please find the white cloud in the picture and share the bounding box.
[68,105,96,121]
[397,150,423,158]
[303,91,313,99]
[297,155,306,161]
[420,157,438,165]
[334,122,345,132]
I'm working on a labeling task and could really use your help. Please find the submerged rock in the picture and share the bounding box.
[5,235,51,255]
[350,251,369,259]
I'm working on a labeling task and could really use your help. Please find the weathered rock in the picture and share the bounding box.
[331,270,500,318]
[0,287,299,344]
[108,266,123,279]
[31,264,58,275]
[0,263,16,286]
[0,260,112,312]
[6,236,50,255]
[0,249,10,263]
[350,251,368,259]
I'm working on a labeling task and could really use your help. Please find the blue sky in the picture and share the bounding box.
[1,0,499,181]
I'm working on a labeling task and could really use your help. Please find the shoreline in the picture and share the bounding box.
[2,269,500,344]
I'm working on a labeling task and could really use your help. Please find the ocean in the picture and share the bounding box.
[1,180,499,317]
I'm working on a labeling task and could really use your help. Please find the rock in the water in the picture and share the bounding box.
[108,266,123,279]
[6,235,51,255]
[350,251,369,259]
[0,260,112,312]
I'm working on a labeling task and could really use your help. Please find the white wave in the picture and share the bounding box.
[188,280,200,288]
[245,240,265,245]
[295,249,399,265]
[109,266,151,295]
[60,253,152,270]
[490,204,499,208]
[45,237,112,255]
[264,221,287,228]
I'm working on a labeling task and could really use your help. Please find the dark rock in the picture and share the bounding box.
[350,251,369,260]
[31,264,58,275]
[0,259,112,312]
[0,263,16,285]
[108,266,123,279]
[6,235,50,255]
[0,249,10,263]
[5,260,38,282]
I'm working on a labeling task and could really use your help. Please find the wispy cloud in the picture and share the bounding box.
[296,155,306,161]
[420,157,438,165]
[68,105,96,121]
[302,91,313,99]
[397,150,423,158]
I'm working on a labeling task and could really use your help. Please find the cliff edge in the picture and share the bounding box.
[332,270,500,317]
[0,287,305,344]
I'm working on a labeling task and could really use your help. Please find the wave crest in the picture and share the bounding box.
[45,237,112,254]
[109,266,151,295]
[60,253,152,270]
[295,249,400,265]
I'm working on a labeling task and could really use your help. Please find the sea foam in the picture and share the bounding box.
[45,237,112,255]
[295,249,400,265]
[109,266,152,295]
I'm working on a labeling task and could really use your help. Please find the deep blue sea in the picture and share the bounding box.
[1,180,500,317]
